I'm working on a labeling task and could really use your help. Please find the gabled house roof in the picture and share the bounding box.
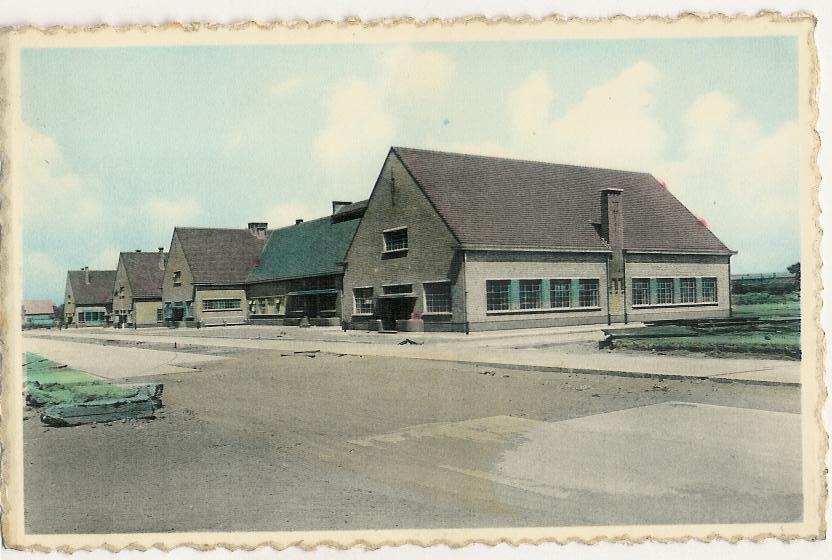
[247,214,363,283]
[23,300,55,315]
[174,228,270,285]
[67,270,117,305]
[119,251,168,298]
[391,147,733,254]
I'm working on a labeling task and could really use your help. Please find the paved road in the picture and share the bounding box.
[23,338,802,533]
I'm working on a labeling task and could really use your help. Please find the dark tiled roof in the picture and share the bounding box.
[176,228,269,285]
[120,251,168,298]
[23,300,55,315]
[247,215,361,283]
[392,147,733,254]
[68,270,117,305]
[332,199,369,223]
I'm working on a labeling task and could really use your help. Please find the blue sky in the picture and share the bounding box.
[21,36,799,302]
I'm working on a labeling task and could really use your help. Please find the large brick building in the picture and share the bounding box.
[341,147,735,332]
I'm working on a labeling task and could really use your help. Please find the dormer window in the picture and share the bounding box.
[383,227,408,253]
[173,271,182,287]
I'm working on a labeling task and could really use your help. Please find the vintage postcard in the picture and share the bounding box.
[0,14,824,551]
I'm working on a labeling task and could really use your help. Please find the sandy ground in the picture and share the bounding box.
[23,341,801,534]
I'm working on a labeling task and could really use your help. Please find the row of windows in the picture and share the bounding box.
[202,298,242,311]
[486,279,601,312]
[631,277,717,306]
[78,311,106,322]
[353,282,452,315]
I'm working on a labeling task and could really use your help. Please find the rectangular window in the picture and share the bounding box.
[202,298,242,311]
[383,228,408,252]
[486,280,511,311]
[701,277,717,303]
[382,284,413,295]
[354,287,374,314]
[656,278,674,304]
[680,278,697,303]
[424,282,452,313]
[156,308,164,322]
[632,278,650,305]
[518,279,542,309]
[578,279,600,307]
[172,271,182,287]
[549,280,571,308]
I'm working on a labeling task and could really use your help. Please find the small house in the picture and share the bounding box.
[161,224,270,326]
[112,249,168,327]
[64,268,117,327]
[246,201,367,326]
[22,300,56,329]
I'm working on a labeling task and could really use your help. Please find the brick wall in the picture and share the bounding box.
[342,151,465,331]
[464,250,609,330]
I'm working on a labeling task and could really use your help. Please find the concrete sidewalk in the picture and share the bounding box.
[23,336,226,380]
[28,328,801,386]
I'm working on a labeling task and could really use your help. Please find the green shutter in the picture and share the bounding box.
[649,278,658,305]
[570,279,581,307]
[509,280,520,310]
[540,279,551,308]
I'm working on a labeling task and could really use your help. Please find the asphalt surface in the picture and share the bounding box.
[23,340,802,534]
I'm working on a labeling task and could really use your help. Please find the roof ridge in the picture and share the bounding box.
[392,146,655,177]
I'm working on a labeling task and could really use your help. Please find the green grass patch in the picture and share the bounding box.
[25,352,148,407]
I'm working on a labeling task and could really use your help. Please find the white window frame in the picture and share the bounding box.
[353,286,375,315]
[382,226,409,253]
[422,280,452,315]
[201,298,243,312]
[485,279,512,312]
[679,277,697,304]
[701,277,718,303]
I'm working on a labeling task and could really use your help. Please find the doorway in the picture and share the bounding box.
[378,297,415,331]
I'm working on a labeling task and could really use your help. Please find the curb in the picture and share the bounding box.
[365,356,801,388]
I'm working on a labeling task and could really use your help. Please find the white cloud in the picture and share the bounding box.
[91,246,121,270]
[21,124,96,226]
[441,64,799,273]
[653,93,799,272]
[382,46,454,101]
[314,78,395,168]
[509,71,554,136]
[140,195,205,238]
[313,46,456,189]
[264,201,320,229]
[270,77,303,97]
[505,62,666,170]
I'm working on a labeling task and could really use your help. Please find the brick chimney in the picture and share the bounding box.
[158,247,166,271]
[332,201,352,215]
[83,266,90,284]
[247,222,268,240]
[601,188,625,277]
[295,218,304,225]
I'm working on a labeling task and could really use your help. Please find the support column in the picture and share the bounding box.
[509,280,520,310]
